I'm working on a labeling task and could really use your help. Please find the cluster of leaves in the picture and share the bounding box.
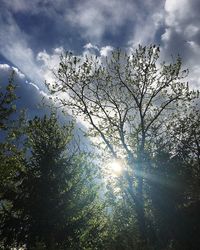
[0,78,106,249]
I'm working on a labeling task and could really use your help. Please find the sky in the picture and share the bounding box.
[0,0,200,112]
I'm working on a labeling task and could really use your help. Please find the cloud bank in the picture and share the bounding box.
[0,0,199,90]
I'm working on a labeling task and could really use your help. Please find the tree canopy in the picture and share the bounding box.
[0,45,200,249]
[47,44,200,249]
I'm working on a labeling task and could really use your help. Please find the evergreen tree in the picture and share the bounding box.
[0,114,102,249]
[0,74,26,249]
[0,73,24,184]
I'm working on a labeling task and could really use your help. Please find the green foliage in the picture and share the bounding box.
[0,114,104,249]
[0,72,17,130]
[0,73,25,193]
[1,45,200,249]
[48,44,200,249]
[50,45,197,157]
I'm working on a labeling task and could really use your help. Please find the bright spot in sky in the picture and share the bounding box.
[109,159,123,176]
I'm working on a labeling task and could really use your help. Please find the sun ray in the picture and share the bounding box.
[108,159,123,176]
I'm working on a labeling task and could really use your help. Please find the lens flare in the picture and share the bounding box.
[109,159,123,175]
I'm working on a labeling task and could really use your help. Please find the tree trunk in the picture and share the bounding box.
[135,175,147,247]
[136,143,148,247]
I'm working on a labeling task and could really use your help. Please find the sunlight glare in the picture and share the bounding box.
[109,159,123,176]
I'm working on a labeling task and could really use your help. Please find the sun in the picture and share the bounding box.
[109,159,123,176]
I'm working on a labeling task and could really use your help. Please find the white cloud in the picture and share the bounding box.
[0,12,45,88]
[161,28,171,43]
[165,0,191,27]
[161,0,200,88]
[0,64,11,71]
[0,11,64,91]
[163,0,200,40]
[0,63,51,101]
[1,0,200,91]
[100,46,114,57]
[127,2,165,47]
[131,20,158,46]
[36,47,64,82]
[187,65,200,89]
[84,43,99,51]
[12,66,25,79]
[184,25,199,39]
[0,63,25,79]
[66,0,136,40]
[0,9,65,90]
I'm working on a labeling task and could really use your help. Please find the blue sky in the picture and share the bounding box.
[0,0,200,108]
